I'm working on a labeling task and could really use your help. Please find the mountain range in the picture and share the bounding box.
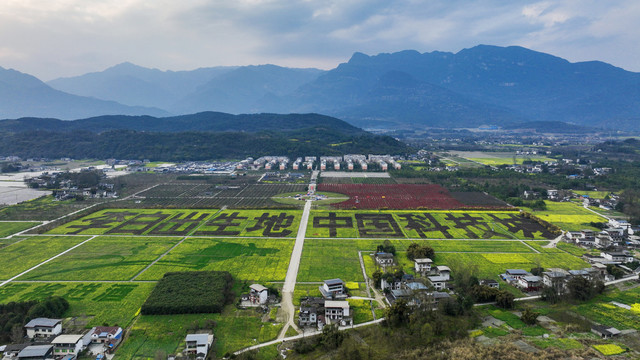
[2,45,639,129]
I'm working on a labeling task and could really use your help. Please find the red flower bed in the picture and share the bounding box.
[318,184,468,210]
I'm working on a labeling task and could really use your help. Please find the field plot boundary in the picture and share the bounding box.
[0,235,97,287]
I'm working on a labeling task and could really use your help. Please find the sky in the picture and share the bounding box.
[1,0,639,81]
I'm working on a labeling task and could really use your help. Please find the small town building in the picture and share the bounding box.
[375,252,395,267]
[184,333,214,360]
[51,334,86,357]
[591,325,621,339]
[16,345,54,360]
[249,284,269,305]
[319,279,348,299]
[324,300,351,326]
[518,275,542,292]
[24,318,62,338]
[479,279,499,288]
[427,275,448,291]
[434,266,451,280]
[414,258,433,274]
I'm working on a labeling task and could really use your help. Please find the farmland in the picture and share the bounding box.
[135,238,294,282]
[18,236,181,281]
[306,210,553,239]
[0,236,89,280]
[0,221,40,238]
[448,151,557,166]
[521,201,608,231]
[0,282,154,328]
[48,208,303,237]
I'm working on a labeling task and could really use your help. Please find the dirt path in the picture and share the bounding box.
[278,199,312,339]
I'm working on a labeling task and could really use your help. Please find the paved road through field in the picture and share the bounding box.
[278,199,311,339]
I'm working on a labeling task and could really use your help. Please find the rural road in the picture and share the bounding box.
[278,199,312,339]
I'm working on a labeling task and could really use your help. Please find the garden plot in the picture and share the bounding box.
[0,236,89,280]
[135,238,294,282]
[306,210,553,239]
[48,209,219,236]
[18,236,181,281]
[0,282,154,328]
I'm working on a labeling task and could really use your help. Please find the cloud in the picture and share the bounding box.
[0,0,638,80]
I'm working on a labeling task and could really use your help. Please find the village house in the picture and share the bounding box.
[319,279,348,299]
[414,258,433,274]
[518,275,542,292]
[542,271,567,291]
[249,284,269,305]
[427,275,448,291]
[89,326,123,353]
[502,269,531,283]
[324,301,352,326]
[479,279,499,288]
[433,266,451,280]
[298,297,325,328]
[591,325,621,339]
[601,251,634,263]
[24,318,62,339]
[16,345,54,360]
[184,333,214,360]
[51,334,87,358]
[375,252,395,267]
[1,344,29,359]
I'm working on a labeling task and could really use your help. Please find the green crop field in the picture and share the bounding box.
[48,209,220,236]
[115,309,283,359]
[434,252,589,279]
[135,238,294,282]
[0,221,40,237]
[575,287,640,330]
[450,151,556,166]
[0,236,89,280]
[0,282,154,328]
[307,210,552,240]
[193,209,302,238]
[19,236,181,281]
[297,239,552,282]
[522,201,607,231]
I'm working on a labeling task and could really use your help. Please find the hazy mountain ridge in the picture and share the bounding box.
[5,45,640,129]
[0,66,169,120]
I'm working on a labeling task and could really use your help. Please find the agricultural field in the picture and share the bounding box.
[306,210,553,239]
[297,239,573,282]
[0,282,154,328]
[136,183,307,208]
[48,208,303,237]
[0,221,40,237]
[317,183,468,209]
[135,238,294,282]
[18,236,181,281]
[449,151,557,166]
[521,201,608,231]
[575,287,640,330]
[115,309,283,359]
[193,209,302,237]
[0,236,89,280]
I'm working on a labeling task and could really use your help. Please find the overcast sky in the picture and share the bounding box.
[1,0,638,80]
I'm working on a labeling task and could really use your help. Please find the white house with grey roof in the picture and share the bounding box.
[184,333,214,360]
[51,334,87,357]
[24,318,62,338]
[16,345,53,360]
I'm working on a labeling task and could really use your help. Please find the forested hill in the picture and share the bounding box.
[0,112,409,161]
[0,112,364,135]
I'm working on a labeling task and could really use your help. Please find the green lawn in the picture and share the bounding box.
[0,236,89,280]
[19,236,181,281]
[0,282,153,328]
[522,201,607,232]
[135,238,294,282]
[114,308,283,359]
[0,221,40,237]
